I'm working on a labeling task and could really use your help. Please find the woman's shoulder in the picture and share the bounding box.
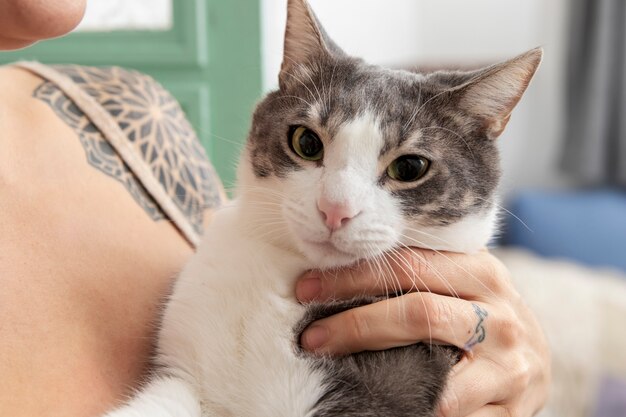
[4,62,225,243]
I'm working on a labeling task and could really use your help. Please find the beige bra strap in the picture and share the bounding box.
[16,61,201,247]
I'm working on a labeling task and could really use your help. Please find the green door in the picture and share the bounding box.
[0,0,262,188]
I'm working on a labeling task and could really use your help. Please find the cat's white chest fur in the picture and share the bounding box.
[155,203,326,417]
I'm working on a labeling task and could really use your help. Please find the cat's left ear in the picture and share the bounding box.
[280,0,345,88]
[454,47,543,140]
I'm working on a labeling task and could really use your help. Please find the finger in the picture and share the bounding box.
[296,248,510,303]
[300,293,489,355]
[437,360,509,417]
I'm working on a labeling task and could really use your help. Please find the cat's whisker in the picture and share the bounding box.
[245,208,282,216]
[402,247,465,342]
[245,201,284,210]
[246,225,286,236]
[243,199,284,207]
[254,92,310,112]
[232,183,287,194]
[474,195,533,233]
[379,253,403,320]
[245,215,287,226]
[382,248,435,345]
[386,247,421,294]
[386,254,408,298]
[402,82,422,134]
[396,236,462,299]
[376,249,412,319]
[247,217,287,226]
[247,214,283,223]
[191,127,242,147]
[297,61,324,106]
[398,235,502,302]
[316,61,327,115]
[391,244,465,346]
[374,250,395,292]
[248,226,288,237]
[417,126,475,161]
[249,220,284,229]
[386,249,434,301]
[233,184,290,200]
[401,226,456,247]
[370,248,408,324]
[364,251,389,300]
[404,87,455,132]
[246,208,283,217]
[325,61,337,117]
[365,245,391,301]
[248,221,287,231]
[369,250,395,319]
[249,228,291,243]
[276,94,316,109]
[281,57,319,103]
[370,246,395,294]
[247,219,284,229]
[363,247,382,287]
[248,230,288,241]
[283,205,320,227]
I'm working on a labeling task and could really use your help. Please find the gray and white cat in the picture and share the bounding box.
[105,1,541,416]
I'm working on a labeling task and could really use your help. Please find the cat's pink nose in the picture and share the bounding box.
[317,197,359,231]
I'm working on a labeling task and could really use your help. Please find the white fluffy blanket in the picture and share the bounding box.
[494,248,626,417]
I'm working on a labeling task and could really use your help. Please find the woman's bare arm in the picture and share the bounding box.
[0,66,195,417]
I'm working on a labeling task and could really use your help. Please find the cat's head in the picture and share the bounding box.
[237,0,541,269]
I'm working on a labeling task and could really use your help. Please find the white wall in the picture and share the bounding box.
[261,0,572,197]
[262,0,422,89]
[77,0,172,32]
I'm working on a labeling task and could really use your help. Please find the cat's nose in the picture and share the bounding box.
[317,197,360,231]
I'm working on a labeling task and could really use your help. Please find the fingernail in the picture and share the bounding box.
[296,275,322,301]
[302,325,330,350]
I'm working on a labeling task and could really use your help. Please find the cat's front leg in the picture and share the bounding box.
[104,376,201,417]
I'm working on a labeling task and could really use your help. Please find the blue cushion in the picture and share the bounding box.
[502,189,626,273]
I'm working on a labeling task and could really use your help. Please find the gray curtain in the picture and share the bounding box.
[562,0,626,186]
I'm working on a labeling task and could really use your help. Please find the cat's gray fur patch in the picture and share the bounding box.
[296,299,460,417]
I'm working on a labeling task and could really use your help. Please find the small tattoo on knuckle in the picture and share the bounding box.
[463,303,488,351]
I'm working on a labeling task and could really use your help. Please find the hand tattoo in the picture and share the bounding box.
[464,303,488,351]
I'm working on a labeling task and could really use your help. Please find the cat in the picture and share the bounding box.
[105,0,541,416]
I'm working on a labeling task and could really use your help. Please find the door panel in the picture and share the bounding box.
[0,0,262,186]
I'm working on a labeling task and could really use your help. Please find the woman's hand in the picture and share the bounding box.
[296,248,551,417]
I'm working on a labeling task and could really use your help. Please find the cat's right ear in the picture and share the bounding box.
[452,48,543,140]
[280,0,344,88]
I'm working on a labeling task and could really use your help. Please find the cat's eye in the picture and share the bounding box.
[289,126,324,161]
[387,155,430,182]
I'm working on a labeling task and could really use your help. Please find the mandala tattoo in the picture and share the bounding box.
[464,303,488,351]
[33,65,223,236]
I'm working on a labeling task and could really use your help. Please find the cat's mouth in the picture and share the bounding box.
[303,238,351,256]
[300,238,358,267]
